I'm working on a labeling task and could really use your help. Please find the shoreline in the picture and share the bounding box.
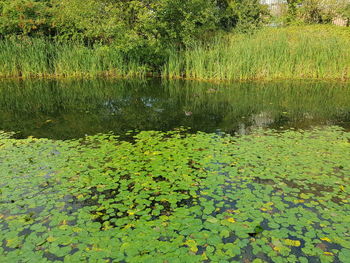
[0,73,349,83]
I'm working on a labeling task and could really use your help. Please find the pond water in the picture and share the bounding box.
[0,79,349,139]
[1,79,350,263]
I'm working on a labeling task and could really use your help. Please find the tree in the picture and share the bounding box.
[284,0,349,24]
[0,0,51,37]
[339,1,350,26]
[217,0,269,32]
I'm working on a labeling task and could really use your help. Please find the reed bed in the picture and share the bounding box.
[0,39,148,79]
[0,26,349,81]
[163,26,350,81]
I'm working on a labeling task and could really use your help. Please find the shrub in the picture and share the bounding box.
[283,0,349,25]
[0,0,51,37]
[217,0,269,32]
[338,1,350,26]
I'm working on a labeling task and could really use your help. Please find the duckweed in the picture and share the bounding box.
[0,127,349,262]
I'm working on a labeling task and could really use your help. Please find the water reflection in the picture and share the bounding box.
[0,79,349,139]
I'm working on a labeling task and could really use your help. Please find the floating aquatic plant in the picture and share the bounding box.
[0,127,349,262]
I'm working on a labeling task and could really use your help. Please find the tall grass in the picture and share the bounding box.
[164,25,350,81]
[0,39,149,78]
[0,25,349,80]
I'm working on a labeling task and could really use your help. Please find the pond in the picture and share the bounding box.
[0,79,349,263]
[0,79,349,139]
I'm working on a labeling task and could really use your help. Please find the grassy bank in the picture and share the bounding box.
[1,25,350,81]
[0,40,149,79]
[165,25,350,81]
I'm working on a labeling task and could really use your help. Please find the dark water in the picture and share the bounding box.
[0,79,349,139]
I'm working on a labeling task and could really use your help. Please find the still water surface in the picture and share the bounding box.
[0,79,349,139]
[1,79,350,262]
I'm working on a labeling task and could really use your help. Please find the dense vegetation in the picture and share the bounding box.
[0,127,349,262]
[1,2,349,262]
[0,0,267,79]
[164,26,350,81]
[0,0,265,47]
[0,26,349,80]
[0,0,349,80]
[280,0,350,24]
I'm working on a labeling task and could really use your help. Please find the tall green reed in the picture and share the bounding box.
[0,26,349,81]
[163,26,350,81]
[0,39,149,78]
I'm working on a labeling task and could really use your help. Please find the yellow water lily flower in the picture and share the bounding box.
[284,239,301,247]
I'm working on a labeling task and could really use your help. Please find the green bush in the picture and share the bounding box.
[0,0,51,37]
[0,0,267,43]
[283,0,349,25]
[218,0,270,32]
[50,0,125,43]
[298,0,338,23]
[153,0,219,46]
[0,0,267,71]
[339,1,350,26]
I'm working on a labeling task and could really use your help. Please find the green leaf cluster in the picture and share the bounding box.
[0,0,266,47]
[0,127,349,262]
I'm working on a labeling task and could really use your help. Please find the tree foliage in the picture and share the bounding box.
[338,0,350,26]
[283,0,350,24]
[0,0,51,36]
[218,0,269,32]
[0,0,266,43]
